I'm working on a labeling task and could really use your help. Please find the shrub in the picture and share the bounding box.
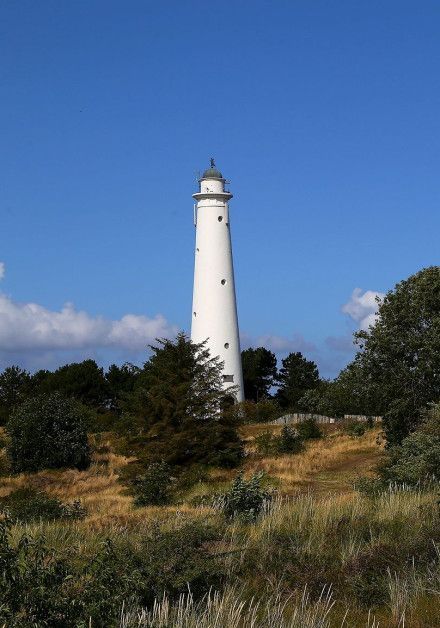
[254,426,304,457]
[0,515,225,627]
[255,399,281,423]
[372,405,440,487]
[254,431,276,455]
[131,461,173,506]
[296,417,323,440]
[0,487,86,523]
[344,420,367,437]
[0,516,81,627]
[355,477,386,497]
[379,432,440,486]
[6,392,91,472]
[221,472,271,521]
[276,425,304,454]
[227,399,281,425]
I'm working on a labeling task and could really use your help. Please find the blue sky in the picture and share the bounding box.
[1,0,439,377]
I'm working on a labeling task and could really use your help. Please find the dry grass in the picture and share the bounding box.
[0,426,384,530]
[242,425,384,495]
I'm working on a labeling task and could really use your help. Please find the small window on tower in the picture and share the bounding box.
[224,342,229,349]
[223,374,234,383]
[193,312,197,317]
[218,216,223,222]
[221,279,226,285]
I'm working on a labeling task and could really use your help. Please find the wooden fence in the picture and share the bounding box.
[270,413,382,425]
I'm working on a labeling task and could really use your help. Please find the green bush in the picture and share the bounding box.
[276,425,304,454]
[221,472,271,521]
[296,418,323,440]
[254,431,276,455]
[0,487,86,523]
[354,477,386,497]
[6,392,91,472]
[254,426,304,457]
[0,516,224,627]
[366,405,440,488]
[0,516,80,627]
[132,461,173,506]
[344,420,367,437]
[380,431,440,486]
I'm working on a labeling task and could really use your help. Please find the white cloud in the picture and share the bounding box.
[0,292,178,354]
[0,263,5,280]
[342,288,385,330]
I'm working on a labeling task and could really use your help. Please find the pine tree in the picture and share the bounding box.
[275,352,320,410]
[132,333,243,467]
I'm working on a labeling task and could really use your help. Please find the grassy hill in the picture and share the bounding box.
[0,424,438,627]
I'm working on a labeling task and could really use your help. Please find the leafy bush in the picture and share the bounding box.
[365,405,440,488]
[6,392,91,472]
[0,516,80,627]
[80,521,226,624]
[379,431,440,486]
[221,472,271,521]
[0,516,224,627]
[228,399,281,425]
[131,461,173,506]
[354,477,386,497]
[254,431,276,455]
[344,420,367,437]
[276,425,304,454]
[254,426,304,457]
[296,418,323,440]
[0,487,86,523]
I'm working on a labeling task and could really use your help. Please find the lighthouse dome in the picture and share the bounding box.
[202,159,223,179]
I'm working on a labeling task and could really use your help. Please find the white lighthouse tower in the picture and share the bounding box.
[191,159,244,402]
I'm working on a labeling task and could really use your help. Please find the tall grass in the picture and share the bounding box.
[119,585,336,628]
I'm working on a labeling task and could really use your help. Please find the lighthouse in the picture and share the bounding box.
[191,159,244,402]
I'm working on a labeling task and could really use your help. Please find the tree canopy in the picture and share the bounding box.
[7,392,91,473]
[0,366,32,425]
[275,352,321,410]
[241,347,277,401]
[34,360,110,409]
[352,266,440,444]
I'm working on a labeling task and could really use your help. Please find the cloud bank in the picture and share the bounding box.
[0,295,177,354]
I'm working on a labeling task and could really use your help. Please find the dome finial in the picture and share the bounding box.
[202,159,223,179]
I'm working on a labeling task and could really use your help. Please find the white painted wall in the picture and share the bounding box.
[191,172,244,401]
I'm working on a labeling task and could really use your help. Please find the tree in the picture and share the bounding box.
[241,347,277,401]
[36,360,110,409]
[0,366,32,424]
[6,392,91,472]
[298,364,379,419]
[275,352,320,410]
[105,362,141,410]
[132,333,243,467]
[353,266,440,445]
